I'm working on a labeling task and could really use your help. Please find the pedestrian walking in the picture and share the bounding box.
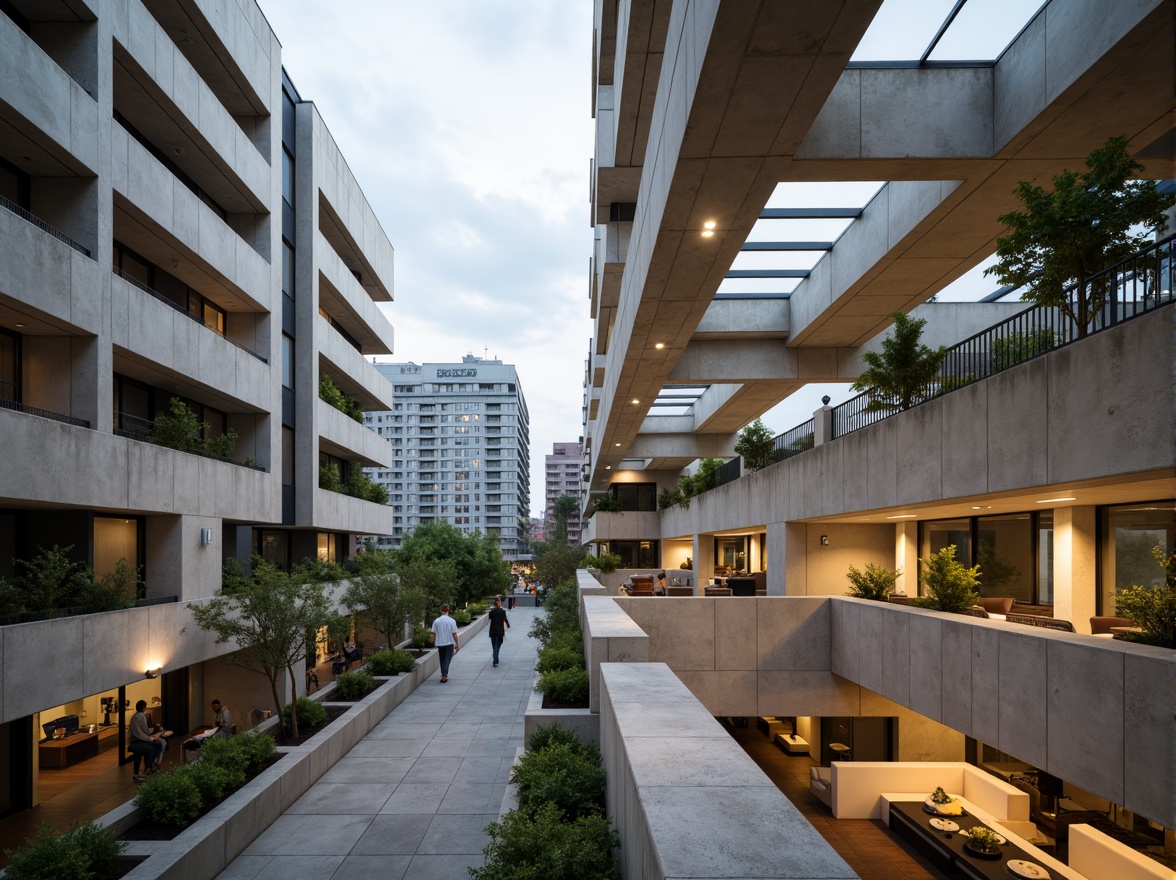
[430,605,460,683]
[487,596,510,667]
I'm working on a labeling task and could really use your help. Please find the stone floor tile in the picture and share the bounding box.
[349,814,433,855]
[378,783,451,814]
[286,782,395,815]
[319,756,416,785]
[402,854,484,879]
[436,782,509,814]
[242,814,373,856]
[214,855,271,880]
[416,813,497,854]
[252,856,344,880]
[329,855,411,880]
[401,757,461,785]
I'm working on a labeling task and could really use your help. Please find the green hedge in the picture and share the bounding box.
[367,648,417,675]
[527,722,591,755]
[453,609,472,625]
[473,802,619,880]
[3,821,125,880]
[511,742,605,821]
[536,645,585,674]
[282,697,327,733]
[333,670,377,700]
[536,667,589,705]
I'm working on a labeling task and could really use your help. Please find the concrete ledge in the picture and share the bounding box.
[600,663,856,880]
[523,671,599,749]
[105,648,441,880]
[581,596,648,713]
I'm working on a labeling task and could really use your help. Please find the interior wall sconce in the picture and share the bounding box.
[820,535,829,546]
[144,667,161,679]
[200,528,213,546]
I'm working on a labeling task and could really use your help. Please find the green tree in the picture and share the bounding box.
[534,541,586,590]
[985,136,1175,337]
[915,544,981,614]
[734,418,775,472]
[150,397,238,458]
[846,562,901,601]
[1113,547,1176,648]
[552,495,579,545]
[189,560,343,739]
[342,570,428,649]
[852,312,947,412]
[397,521,509,607]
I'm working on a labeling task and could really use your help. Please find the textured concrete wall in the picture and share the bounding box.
[581,595,648,713]
[600,663,857,880]
[316,398,393,468]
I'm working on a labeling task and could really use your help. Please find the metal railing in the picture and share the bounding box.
[114,411,265,470]
[0,194,91,256]
[832,233,1175,438]
[699,457,741,493]
[0,594,177,628]
[113,267,268,363]
[771,419,815,464]
[0,381,91,428]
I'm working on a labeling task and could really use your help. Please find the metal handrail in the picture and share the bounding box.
[831,233,1175,438]
[698,457,741,493]
[0,194,91,256]
[112,267,268,363]
[771,419,815,465]
[114,412,265,471]
[0,390,91,428]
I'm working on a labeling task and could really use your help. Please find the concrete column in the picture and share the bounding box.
[895,522,919,597]
[765,521,787,594]
[1054,506,1097,633]
[813,404,834,446]
[146,514,224,601]
[782,521,807,595]
[692,532,715,585]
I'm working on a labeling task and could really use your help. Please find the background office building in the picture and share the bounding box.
[0,0,394,817]
[366,356,530,559]
[544,441,584,545]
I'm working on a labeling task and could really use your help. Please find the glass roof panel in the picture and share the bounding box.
[716,277,802,296]
[744,218,856,243]
[729,250,827,272]
[928,0,1045,60]
[850,0,957,62]
[764,181,885,209]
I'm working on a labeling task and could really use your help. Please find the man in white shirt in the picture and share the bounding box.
[430,605,460,683]
[210,699,233,737]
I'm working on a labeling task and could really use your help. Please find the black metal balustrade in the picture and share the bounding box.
[0,194,91,256]
[772,419,815,464]
[112,267,268,363]
[832,233,1175,439]
[699,457,741,493]
[0,380,91,427]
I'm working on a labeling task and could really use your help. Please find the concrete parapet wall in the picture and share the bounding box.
[581,596,648,713]
[599,663,857,880]
[523,672,599,749]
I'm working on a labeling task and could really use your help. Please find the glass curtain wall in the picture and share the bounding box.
[921,513,1050,604]
[1100,502,1175,614]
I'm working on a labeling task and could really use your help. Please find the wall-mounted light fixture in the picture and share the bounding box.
[200,528,213,546]
[144,667,161,680]
[820,535,829,546]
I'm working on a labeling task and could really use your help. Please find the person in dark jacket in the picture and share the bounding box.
[487,596,511,667]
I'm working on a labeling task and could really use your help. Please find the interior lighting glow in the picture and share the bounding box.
[704,220,716,229]
[654,342,665,349]
[885,514,917,519]
[701,230,715,238]
[1036,497,1076,503]
[631,398,640,404]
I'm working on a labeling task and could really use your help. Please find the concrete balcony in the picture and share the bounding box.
[0,206,103,334]
[316,316,395,411]
[0,406,277,521]
[581,510,661,545]
[111,128,271,309]
[0,13,98,174]
[110,273,271,412]
[312,487,391,536]
[315,232,395,355]
[316,398,392,468]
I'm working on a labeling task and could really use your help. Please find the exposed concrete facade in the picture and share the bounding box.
[581,0,1176,871]
[0,0,394,809]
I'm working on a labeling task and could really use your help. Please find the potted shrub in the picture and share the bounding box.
[1113,547,1176,648]
[914,545,980,614]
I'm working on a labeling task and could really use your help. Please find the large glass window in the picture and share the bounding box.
[609,540,659,569]
[975,514,1034,602]
[282,240,294,297]
[1100,502,1175,614]
[281,335,295,389]
[257,529,289,569]
[281,149,295,206]
[93,516,140,599]
[1037,511,1054,605]
[920,519,971,597]
[610,482,657,511]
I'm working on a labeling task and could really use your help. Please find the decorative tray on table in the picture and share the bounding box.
[1006,860,1050,879]
[928,817,959,832]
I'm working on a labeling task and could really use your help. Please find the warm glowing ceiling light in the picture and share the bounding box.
[703,220,716,229]
[654,342,665,349]
[701,230,714,238]
[885,514,917,519]
[614,443,621,447]
[1036,497,1076,503]
[631,398,640,404]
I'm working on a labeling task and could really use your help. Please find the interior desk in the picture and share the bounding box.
[39,730,100,768]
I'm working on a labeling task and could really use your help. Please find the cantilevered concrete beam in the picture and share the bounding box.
[625,432,735,463]
[693,298,789,338]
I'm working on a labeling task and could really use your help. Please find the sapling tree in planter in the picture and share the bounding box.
[846,562,902,601]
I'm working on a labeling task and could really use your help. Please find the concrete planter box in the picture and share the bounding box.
[97,649,445,880]
[523,671,599,748]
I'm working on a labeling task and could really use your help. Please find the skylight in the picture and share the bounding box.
[651,384,709,417]
[851,0,1046,65]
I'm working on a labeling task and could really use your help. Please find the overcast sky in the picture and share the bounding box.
[259,1,1015,519]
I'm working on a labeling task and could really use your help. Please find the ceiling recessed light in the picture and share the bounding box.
[703,220,716,229]
[614,443,621,447]
[631,398,640,404]
[654,342,665,349]
[1036,497,1076,503]
[885,514,917,519]
[14,323,25,328]
[971,505,992,510]
[604,465,610,470]
[700,230,714,238]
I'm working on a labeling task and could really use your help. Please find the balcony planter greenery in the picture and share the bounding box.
[735,418,776,472]
[0,544,140,618]
[150,398,239,458]
[1113,548,1176,648]
[851,311,947,413]
[319,462,389,504]
[914,544,981,614]
[318,373,363,422]
[591,494,623,513]
[3,820,128,880]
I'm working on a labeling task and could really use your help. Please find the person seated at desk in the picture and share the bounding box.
[129,700,165,781]
[210,699,233,738]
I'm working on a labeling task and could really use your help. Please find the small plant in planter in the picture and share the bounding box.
[333,670,376,700]
[591,494,623,513]
[511,742,605,820]
[914,544,981,614]
[473,802,620,880]
[963,827,1004,855]
[846,562,901,601]
[282,697,327,734]
[930,786,951,805]
[594,552,622,574]
[135,770,204,828]
[367,648,417,675]
[4,821,126,880]
[452,608,472,626]
[1113,547,1176,648]
[411,625,432,650]
[537,667,589,707]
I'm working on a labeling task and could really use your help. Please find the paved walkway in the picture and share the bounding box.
[218,607,541,880]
